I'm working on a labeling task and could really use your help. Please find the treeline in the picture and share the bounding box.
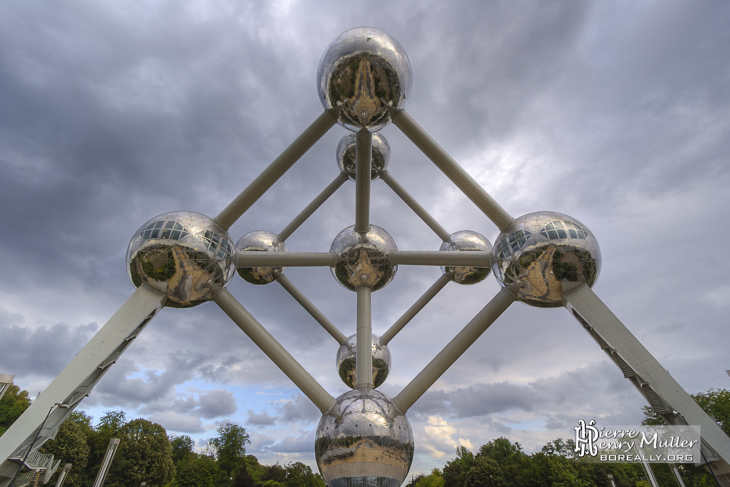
[2,385,729,487]
[0,385,323,487]
[407,389,730,487]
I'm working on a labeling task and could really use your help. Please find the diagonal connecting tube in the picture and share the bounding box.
[389,108,514,232]
[394,288,514,413]
[215,109,338,231]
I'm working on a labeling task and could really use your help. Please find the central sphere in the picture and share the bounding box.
[236,231,287,285]
[336,334,391,389]
[439,231,492,285]
[336,132,391,181]
[315,389,414,487]
[317,27,412,132]
[126,211,237,308]
[491,211,601,308]
[330,225,397,291]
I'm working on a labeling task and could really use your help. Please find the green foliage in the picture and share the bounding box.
[207,423,250,478]
[170,434,196,465]
[106,418,175,487]
[40,411,92,487]
[0,384,31,436]
[173,455,220,487]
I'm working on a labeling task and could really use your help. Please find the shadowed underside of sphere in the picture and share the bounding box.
[330,225,397,291]
[236,231,287,285]
[491,211,601,308]
[315,390,414,487]
[318,27,412,132]
[337,132,391,181]
[336,334,391,389]
[439,231,492,285]
[127,211,237,308]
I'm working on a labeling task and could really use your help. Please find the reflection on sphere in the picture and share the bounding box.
[336,334,391,389]
[439,231,492,285]
[491,211,601,308]
[317,27,412,132]
[337,132,391,181]
[330,225,397,291]
[315,390,414,487]
[126,211,236,308]
[236,231,287,285]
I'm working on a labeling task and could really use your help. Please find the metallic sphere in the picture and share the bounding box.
[317,27,412,132]
[336,334,391,389]
[439,231,492,285]
[491,211,601,308]
[236,231,287,285]
[336,132,391,181]
[330,225,397,291]
[315,389,414,487]
[127,211,236,308]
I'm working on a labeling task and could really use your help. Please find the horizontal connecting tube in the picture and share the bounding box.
[237,251,490,268]
[237,252,336,267]
[389,251,491,266]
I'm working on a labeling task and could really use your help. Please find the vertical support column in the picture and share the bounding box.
[92,439,120,487]
[356,287,373,390]
[355,130,372,234]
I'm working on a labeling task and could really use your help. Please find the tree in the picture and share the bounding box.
[464,457,505,487]
[173,455,220,487]
[443,446,475,487]
[106,418,175,487]
[0,384,31,436]
[207,423,250,478]
[170,435,196,465]
[40,411,92,487]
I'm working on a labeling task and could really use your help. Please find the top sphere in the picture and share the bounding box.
[491,211,601,308]
[317,27,412,132]
[127,211,237,308]
[336,132,391,181]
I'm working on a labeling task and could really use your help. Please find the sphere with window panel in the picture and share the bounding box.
[491,211,601,308]
[126,211,236,308]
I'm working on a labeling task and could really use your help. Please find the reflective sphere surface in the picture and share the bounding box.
[330,225,397,291]
[439,231,492,285]
[336,132,391,181]
[317,27,412,132]
[236,231,287,285]
[336,334,391,389]
[491,211,601,308]
[315,390,414,487]
[127,211,236,308]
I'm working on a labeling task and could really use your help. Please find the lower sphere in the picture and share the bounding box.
[336,334,391,389]
[126,211,237,308]
[315,389,414,487]
[491,211,601,307]
[236,231,287,285]
[336,132,391,181]
[330,225,397,291]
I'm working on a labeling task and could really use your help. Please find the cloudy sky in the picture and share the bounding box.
[1,0,729,477]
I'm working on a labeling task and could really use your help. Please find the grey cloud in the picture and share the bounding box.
[247,409,277,427]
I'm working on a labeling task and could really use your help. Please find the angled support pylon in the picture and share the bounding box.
[564,284,730,485]
[0,285,165,482]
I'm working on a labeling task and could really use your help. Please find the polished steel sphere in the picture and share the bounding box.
[439,231,492,285]
[336,334,391,389]
[127,211,237,308]
[330,225,397,291]
[336,132,391,181]
[315,389,414,487]
[236,231,287,285]
[491,211,601,308]
[317,27,412,132]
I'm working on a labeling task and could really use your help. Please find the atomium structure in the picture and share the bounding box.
[2,26,730,487]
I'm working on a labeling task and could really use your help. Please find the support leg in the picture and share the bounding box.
[564,284,730,485]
